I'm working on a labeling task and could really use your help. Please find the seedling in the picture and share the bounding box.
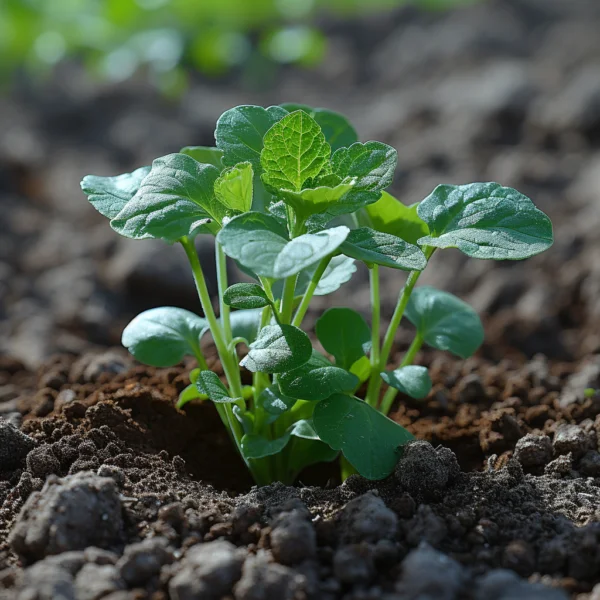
[81,103,553,485]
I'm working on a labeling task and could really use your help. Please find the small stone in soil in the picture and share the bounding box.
[513,434,553,469]
[338,491,398,544]
[0,418,36,470]
[553,424,590,458]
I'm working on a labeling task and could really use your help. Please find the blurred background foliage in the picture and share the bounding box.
[0,0,479,94]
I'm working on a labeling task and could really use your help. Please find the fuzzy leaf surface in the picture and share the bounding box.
[196,370,241,403]
[223,283,271,310]
[260,386,297,416]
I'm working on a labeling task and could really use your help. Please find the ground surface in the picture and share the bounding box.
[1,0,600,598]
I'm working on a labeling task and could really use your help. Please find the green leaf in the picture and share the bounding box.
[196,370,241,403]
[260,385,297,416]
[177,369,208,409]
[313,394,414,479]
[279,350,359,401]
[214,162,253,214]
[240,324,312,373]
[277,182,355,222]
[315,308,371,370]
[286,437,339,480]
[223,283,271,310]
[229,308,263,345]
[215,105,288,170]
[341,227,427,271]
[363,191,429,246]
[280,104,358,151]
[381,365,432,399]
[405,286,484,359]
[233,405,254,435]
[110,153,222,241]
[180,146,224,170]
[122,307,207,367]
[416,182,554,260]
[261,110,331,192]
[241,432,291,459]
[81,166,150,219]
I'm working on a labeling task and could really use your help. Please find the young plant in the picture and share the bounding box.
[81,103,554,485]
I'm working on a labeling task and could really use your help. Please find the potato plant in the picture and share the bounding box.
[81,103,553,485]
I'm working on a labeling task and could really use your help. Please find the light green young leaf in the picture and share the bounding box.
[259,385,297,416]
[81,166,150,219]
[277,182,355,222]
[122,307,207,367]
[341,227,428,271]
[381,365,432,399]
[313,394,414,479]
[214,162,253,214]
[177,368,208,409]
[417,182,554,260]
[196,370,242,403]
[279,350,359,401]
[241,432,291,459]
[180,146,225,170]
[110,153,222,241]
[406,286,484,359]
[240,324,312,373]
[315,308,371,370]
[261,110,331,192]
[223,283,271,310]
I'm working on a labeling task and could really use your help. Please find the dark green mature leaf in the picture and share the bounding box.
[332,141,397,192]
[240,325,312,373]
[261,110,331,192]
[81,166,150,219]
[279,350,359,401]
[260,385,297,416]
[110,153,222,241]
[341,228,428,271]
[277,182,354,222]
[242,432,291,459]
[196,370,241,403]
[313,394,414,479]
[381,365,432,399]
[280,103,358,151]
[216,105,288,170]
[223,283,271,310]
[180,146,224,170]
[122,307,207,367]
[315,308,371,370]
[214,162,253,214]
[417,182,554,260]
[362,191,429,246]
[405,286,484,359]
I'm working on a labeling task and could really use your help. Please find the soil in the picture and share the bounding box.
[1,0,600,598]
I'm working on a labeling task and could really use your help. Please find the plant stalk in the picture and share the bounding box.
[215,241,232,342]
[280,275,297,324]
[365,265,381,407]
[292,256,331,327]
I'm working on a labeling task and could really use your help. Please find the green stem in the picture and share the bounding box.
[365,265,381,407]
[292,256,331,327]
[191,345,209,371]
[280,275,297,324]
[215,241,232,342]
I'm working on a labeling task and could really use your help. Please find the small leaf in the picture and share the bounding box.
[315,308,371,370]
[405,286,484,359]
[122,307,207,367]
[214,162,253,214]
[381,365,432,399]
[261,110,331,192]
[341,227,427,271]
[313,394,414,479]
[240,325,312,373]
[180,146,224,170]
[260,386,297,416]
[223,283,271,310]
[241,432,291,459]
[280,103,358,151]
[416,182,553,260]
[277,182,355,222]
[177,369,208,408]
[81,166,150,219]
[288,419,320,440]
[196,370,241,403]
[215,105,288,170]
[229,308,263,345]
[279,350,359,401]
[332,141,397,192]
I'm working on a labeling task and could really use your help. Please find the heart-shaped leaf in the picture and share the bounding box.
[416,182,553,260]
[180,146,224,170]
[214,162,253,214]
[380,365,432,399]
[223,283,271,310]
[315,308,371,370]
[122,307,207,367]
[259,385,297,416]
[341,227,427,271]
[405,286,484,359]
[279,350,359,401]
[81,166,150,219]
[313,394,414,479]
[196,370,242,403]
[261,110,331,192]
[240,324,312,373]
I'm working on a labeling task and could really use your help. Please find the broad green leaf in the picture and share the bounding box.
[341,227,427,271]
[277,182,355,222]
[240,324,312,373]
[280,103,358,151]
[260,385,297,416]
[363,191,429,246]
[122,307,207,367]
[223,283,271,310]
[380,365,432,399]
[261,110,331,192]
[110,153,222,241]
[81,166,150,219]
[416,183,554,260]
[196,370,241,403]
[214,162,253,214]
[215,105,288,170]
[180,146,224,170]
[242,432,291,459]
[405,286,484,359]
[315,308,371,370]
[229,308,263,344]
[279,350,359,401]
[313,394,414,479]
